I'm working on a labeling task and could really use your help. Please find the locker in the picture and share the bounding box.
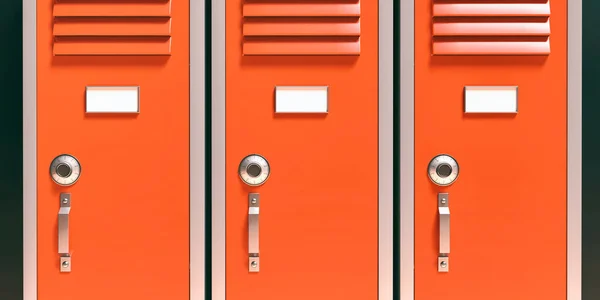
[23,1,205,299]
[210,1,393,300]
[399,0,582,299]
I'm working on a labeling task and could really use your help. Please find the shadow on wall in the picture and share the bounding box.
[583,0,600,299]
[0,0,23,299]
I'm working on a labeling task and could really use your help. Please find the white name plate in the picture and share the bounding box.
[86,86,140,114]
[275,86,328,114]
[464,86,518,114]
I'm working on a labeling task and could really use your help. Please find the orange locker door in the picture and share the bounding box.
[29,0,191,299]
[412,1,568,300]
[211,1,393,300]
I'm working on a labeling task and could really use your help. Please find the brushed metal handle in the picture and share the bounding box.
[248,193,260,272]
[58,193,72,272]
[438,193,450,272]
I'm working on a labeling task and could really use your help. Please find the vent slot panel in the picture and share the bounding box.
[242,1,361,56]
[53,0,172,56]
[432,1,551,56]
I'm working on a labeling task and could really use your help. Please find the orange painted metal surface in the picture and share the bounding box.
[432,40,550,55]
[433,20,550,36]
[416,0,566,299]
[37,0,189,299]
[53,1,171,17]
[54,19,171,37]
[243,21,360,37]
[433,2,550,17]
[227,1,378,300]
[243,38,360,56]
[53,37,172,56]
[243,3,360,17]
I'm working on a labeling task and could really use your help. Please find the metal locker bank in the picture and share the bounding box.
[19,0,586,300]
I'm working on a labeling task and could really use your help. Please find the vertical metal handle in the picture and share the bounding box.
[438,193,450,272]
[248,193,260,272]
[58,193,72,272]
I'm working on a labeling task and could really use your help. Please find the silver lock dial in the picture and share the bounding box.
[428,154,459,186]
[238,154,270,186]
[50,154,81,186]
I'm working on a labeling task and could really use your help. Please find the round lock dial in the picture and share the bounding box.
[50,154,81,186]
[428,154,459,186]
[238,154,270,187]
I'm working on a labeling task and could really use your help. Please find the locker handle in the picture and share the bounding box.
[58,193,72,272]
[438,193,450,272]
[248,193,260,272]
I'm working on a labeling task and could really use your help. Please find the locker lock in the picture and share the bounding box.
[428,154,459,186]
[238,154,270,186]
[50,154,81,186]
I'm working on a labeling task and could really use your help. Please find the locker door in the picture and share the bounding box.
[211,1,393,300]
[29,1,190,299]
[412,0,569,299]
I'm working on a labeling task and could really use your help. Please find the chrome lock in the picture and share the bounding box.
[428,154,459,273]
[50,154,81,273]
[50,154,81,186]
[427,154,459,186]
[238,154,270,187]
[238,154,270,273]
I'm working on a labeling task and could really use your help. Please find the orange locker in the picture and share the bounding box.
[211,1,393,300]
[22,1,203,299]
[399,0,582,300]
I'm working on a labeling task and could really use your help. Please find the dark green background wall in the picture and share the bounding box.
[583,0,599,298]
[0,0,22,299]
[0,1,596,299]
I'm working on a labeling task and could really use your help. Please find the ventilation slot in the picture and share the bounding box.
[53,0,172,56]
[432,0,551,56]
[242,1,361,56]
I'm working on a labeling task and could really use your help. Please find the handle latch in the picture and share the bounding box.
[248,193,260,272]
[58,193,72,273]
[438,193,450,272]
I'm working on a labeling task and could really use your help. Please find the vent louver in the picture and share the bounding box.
[53,0,172,56]
[242,1,361,56]
[432,1,551,56]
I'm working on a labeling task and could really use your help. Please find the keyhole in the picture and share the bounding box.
[246,164,262,178]
[436,164,452,178]
[56,163,72,178]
